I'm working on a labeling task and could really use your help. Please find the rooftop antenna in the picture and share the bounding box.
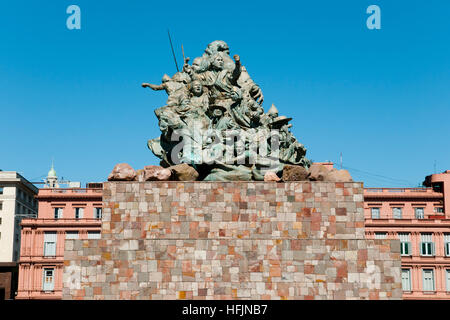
[167,29,179,72]
[340,152,343,170]
[434,160,437,174]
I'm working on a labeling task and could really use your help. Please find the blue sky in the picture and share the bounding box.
[1,0,449,187]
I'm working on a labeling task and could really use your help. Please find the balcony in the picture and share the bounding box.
[36,188,103,200]
[364,187,442,199]
[365,217,450,227]
[20,218,102,227]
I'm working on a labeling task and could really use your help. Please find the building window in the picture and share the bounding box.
[399,233,411,256]
[414,207,425,219]
[446,270,450,292]
[75,207,84,219]
[66,231,79,239]
[43,232,57,256]
[434,207,444,214]
[422,269,435,292]
[0,202,2,210]
[0,186,3,194]
[87,231,101,239]
[420,233,435,256]
[445,234,450,257]
[401,269,412,292]
[371,207,380,219]
[0,217,2,225]
[94,207,102,219]
[375,232,387,239]
[54,207,63,219]
[392,207,402,219]
[42,268,55,292]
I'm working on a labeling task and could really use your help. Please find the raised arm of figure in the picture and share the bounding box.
[142,83,165,91]
[230,55,241,85]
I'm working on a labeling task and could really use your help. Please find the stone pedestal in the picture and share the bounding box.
[62,181,402,300]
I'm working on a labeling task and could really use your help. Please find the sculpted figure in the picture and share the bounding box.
[142,72,189,107]
[178,80,210,131]
[184,57,210,74]
[187,53,242,108]
[203,40,235,71]
[238,66,264,106]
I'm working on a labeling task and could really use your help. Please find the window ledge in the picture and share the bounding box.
[423,291,436,295]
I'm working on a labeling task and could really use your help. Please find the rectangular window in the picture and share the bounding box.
[435,207,444,214]
[0,217,2,225]
[445,234,450,257]
[42,268,55,291]
[54,208,63,219]
[371,207,380,219]
[420,233,435,256]
[422,269,435,292]
[65,231,79,239]
[414,207,425,219]
[43,232,57,256]
[0,202,2,210]
[87,231,101,239]
[375,232,387,239]
[75,207,84,219]
[0,187,3,194]
[401,269,411,292]
[94,207,102,219]
[392,207,402,219]
[447,270,450,292]
[399,233,411,256]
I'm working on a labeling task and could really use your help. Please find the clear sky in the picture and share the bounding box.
[1,0,449,187]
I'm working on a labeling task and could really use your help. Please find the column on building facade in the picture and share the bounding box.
[412,265,420,293]
[436,266,443,294]
[57,230,64,257]
[412,232,420,258]
[55,265,63,293]
[437,232,444,259]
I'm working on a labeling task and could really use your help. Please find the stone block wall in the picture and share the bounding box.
[62,181,402,300]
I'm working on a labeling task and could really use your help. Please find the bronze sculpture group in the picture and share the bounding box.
[142,40,311,181]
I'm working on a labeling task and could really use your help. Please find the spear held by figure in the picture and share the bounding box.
[167,29,179,72]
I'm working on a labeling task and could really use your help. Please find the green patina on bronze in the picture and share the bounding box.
[142,40,310,181]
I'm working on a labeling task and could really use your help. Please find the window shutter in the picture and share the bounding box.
[44,232,57,256]
[431,242,435,256]
[401,269,411,292]
[447,270,450,292]
[420,242,424,255]
[406,242,411,255]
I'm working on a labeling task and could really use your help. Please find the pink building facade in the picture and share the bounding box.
[16,187,102,299]
[365,170,450,300]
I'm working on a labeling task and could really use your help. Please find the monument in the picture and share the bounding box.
[62,41,401,300]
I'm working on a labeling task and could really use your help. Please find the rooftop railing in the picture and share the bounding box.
[20,218,102,225]
[364,187,437,194]
[38,188,102,195]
